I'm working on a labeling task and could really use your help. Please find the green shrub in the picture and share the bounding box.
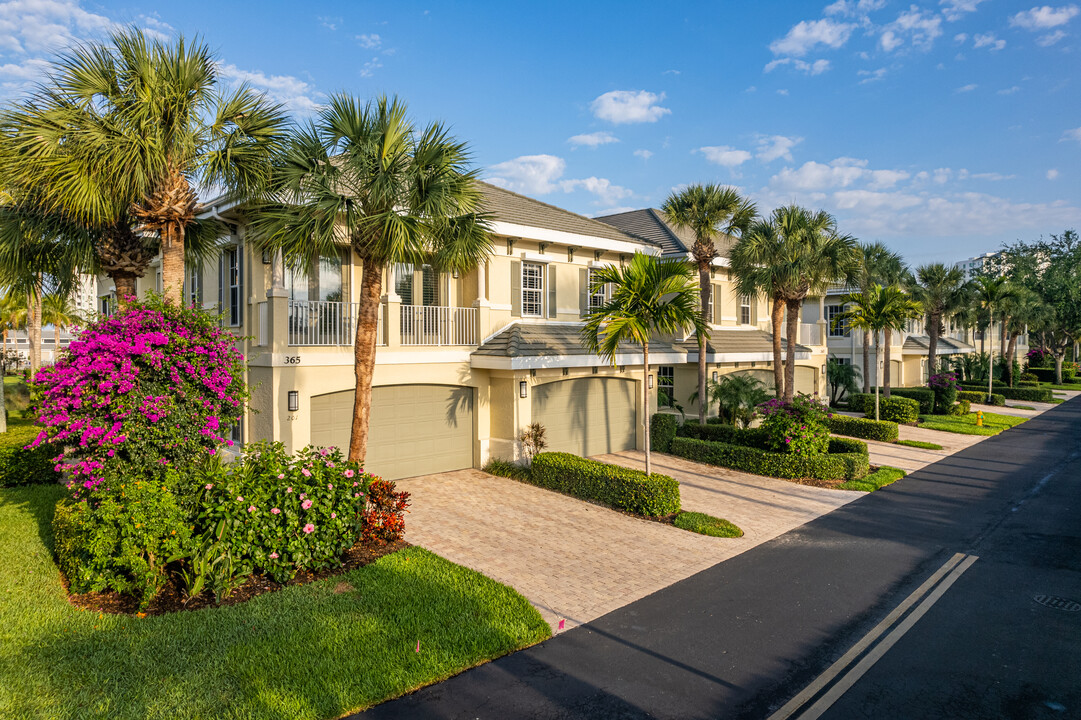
[850,393,872,415]
[929,373,960,414]
[826,415,899,442]
[483,458,532,481]
[0,421,56,488]
[959,383,1053,402]
[1018,372,1039,383]
[870,387,934,414]
[677,421,768,448]
[854,395,919,424]
[1027,366,1076,383]
[530,452,681,517]
[756,395,831,454]
[948,399,971,416]
[650,413,679,453]
[958,390,1005,406]
[53,480,193,608]
[669,436,869,482]
[4,381,32,418]
[673,511,743,538]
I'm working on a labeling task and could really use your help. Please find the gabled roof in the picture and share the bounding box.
[473,322,680,358]
[902,335,976,355]
[477,181,655,247]
[593,208,738,258]
[678,328,810,355]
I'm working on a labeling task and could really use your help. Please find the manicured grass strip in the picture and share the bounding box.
[1010,405,1036,411]
[896,439,943,450]
[0,485,550,720]
[1050,398,1065,404]
[673,511,743,538]
[838,466,906,492]
[918,412,1028,436]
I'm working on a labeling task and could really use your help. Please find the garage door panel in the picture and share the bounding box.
[311,385,473,480]
[532,377,636,457]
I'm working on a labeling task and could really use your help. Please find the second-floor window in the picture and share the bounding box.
[588,267,607,311]
[827,304,850,338]
[740,295,752,325]
[657,366,675,407]
[221,246,242,327]
[522,262,544,317]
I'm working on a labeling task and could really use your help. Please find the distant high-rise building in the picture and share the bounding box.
[954,251,1002,279]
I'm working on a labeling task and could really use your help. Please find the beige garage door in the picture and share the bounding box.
[311,385,474,480]
[532,377,636,457]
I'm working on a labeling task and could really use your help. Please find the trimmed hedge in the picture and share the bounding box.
[948,398,971,416]
[677,421,769,448]
[850,394,920,424]
[530,452,681,517]
[826,415,899,442]
[0,422,56,488]
[669,436,869,482]
[959,383,1053,402]
[958,390,1005,406]
[651,413,679,453]
[1028,366,1076,383]
[870,387,935,414]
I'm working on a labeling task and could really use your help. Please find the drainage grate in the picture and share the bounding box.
[1033,595,1081,612]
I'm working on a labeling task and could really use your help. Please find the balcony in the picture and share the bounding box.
[288,300,384,347]
[780,322,823,347]
[401,305,478,346]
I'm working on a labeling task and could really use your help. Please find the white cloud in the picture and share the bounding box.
[1062,126,1081,143]
[138,13,173,41]
[764,57,831,75]
[825,0,887,16]
[954,32,968,42]
[769,18,855,56]
[770,159,868,192]
[867,169,911,189]
[973,32,1006,50]
[1047,168,1060,179]
[939,0,989,22]
[880,6,943,52]
[216,63,322,114]
[998,86,1021,94]
[858,67,888,83]
[697,145,753,168]
[356,33,381,49]
[318,16,342,31]
[969,172,1015,180]
[777,88,790,96]
[1037,29,1069,45]
[590,90,671,124]
[634,149,653,159]
[756,134,803,162]
[486,154,634,206]
[1010,5,1079,30]
[561,177,633,206]
[359,56,382,77]
[955,83,978,92]
[567,131,619,148]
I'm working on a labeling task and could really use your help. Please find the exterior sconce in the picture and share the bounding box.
[262,249,271,264]
[712,371,718,382]
[519,381,528,398]
[821,364,827,374]
[648,374,654,389]
[287,391,299,412]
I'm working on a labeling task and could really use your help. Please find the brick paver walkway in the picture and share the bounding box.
[397,462,857,631]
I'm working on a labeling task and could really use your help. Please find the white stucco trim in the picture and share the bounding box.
[471,351,688,371]
[491,220,658,256]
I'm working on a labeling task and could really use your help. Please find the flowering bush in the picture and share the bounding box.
[32,296,247,494]
[1025,347,1053,368]
[755,394,831,455]
[928,373,959,414]
[180,442,409,585]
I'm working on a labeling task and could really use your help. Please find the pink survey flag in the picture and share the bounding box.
[415,639,420,653]
[558,619,565,630]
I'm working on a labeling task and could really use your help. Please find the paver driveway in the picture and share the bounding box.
[395,461,857,631]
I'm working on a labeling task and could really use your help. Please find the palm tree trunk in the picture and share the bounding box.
[0,363,6,433]
[349,255,385,465]
[987,311,994,401]
[114,273,138,308]
[27,285,41,382]
[874,331,882,421]
[883,332,892,398]
[697,263,710,425]
[1005,332,1019,386]
[926,313,939,382]
[161,223,186,305]
[862,329,871,393]
[783,300,800,402]
[770,296,784,398]
[643,340,651,477]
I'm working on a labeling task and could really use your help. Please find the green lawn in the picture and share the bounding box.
[838,466,906,492]
[896,439,943,450]
[0,484,550,720]
[673,511,743,538]
[918,411,1028,436]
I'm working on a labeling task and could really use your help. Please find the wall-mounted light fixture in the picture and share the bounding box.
[262,249,271,264]
[648,374,654,389]
[712,371,718,382]
[287,391,299,412]
[519,381,528,398]
[821,364,827,374]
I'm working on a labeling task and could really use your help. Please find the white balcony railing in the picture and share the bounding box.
[288,300,384,347]
[780,322,823,347]
[400,305,477,346]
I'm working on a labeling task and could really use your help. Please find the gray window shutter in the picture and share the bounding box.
[579,268,589,317]
[548,265,557,318]
[510,260,521,317]
[238,243,244,326]
[218,252,224,314]
[713,284,722,325]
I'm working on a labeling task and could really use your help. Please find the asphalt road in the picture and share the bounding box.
[355,397,1081,720]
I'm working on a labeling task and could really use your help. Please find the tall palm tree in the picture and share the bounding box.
[854,242,907,393]
[837,284,922,420]
[908,263,970,382]
[972,275,1017,399]
[250,94,491,465]
[731,205,858,401]
[662,184,756,425]
[42,292,83,360]
[690,373,770,427]
[581,253,705,476]
[1,28,288,303]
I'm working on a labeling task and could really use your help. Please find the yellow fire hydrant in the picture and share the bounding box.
[976,410,984,427]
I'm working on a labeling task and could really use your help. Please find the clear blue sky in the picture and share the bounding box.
[2,0,1079,265]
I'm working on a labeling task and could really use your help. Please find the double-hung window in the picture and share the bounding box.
[522,262,544,317]
[740,295,752,325]
[657,366,675,407]
[587,267,607,311]
[827,304,849,338]
[188,264,202,307]
[220,246,242,327]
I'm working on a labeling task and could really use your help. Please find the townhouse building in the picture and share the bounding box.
[95,183,829,481]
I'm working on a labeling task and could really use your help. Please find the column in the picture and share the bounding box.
[473,260,490,343]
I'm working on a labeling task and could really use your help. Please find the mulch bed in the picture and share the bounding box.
[62,539,410,616]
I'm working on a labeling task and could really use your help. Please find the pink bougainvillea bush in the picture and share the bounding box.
[32,296,247,494]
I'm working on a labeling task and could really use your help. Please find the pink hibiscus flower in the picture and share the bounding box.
[303,523,315,534]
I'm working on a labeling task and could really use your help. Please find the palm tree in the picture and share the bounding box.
[731,205,858,402]
[42,292,83,361]
[837,284,922,420]
[972,276,1018,399]
[662,184,756,425]
[691,373,770,427]
[854,242,907,393]
[826,357,862,406]
[581,253,704,477]
[250,94,491,465]
[1,28,288,303]
[909,263,969,381]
